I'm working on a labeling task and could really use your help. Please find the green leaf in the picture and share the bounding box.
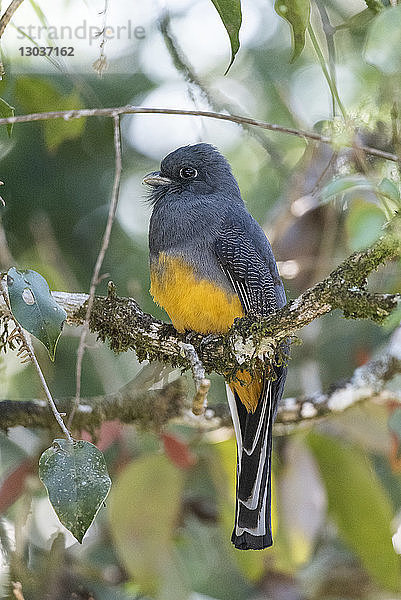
[376,178,401,219]
[108,454,186,597]
[335,8,377,31]
[308,433,401,591]
[39,439,111,543]
[321,175,374,203]
[7,267,66,360]
[29,0,49,27]
[0,97,15,137]
[15,77,85,151]
[274,0,310,62]
[210,0,242,73]
[345,199,386,251]
[365,5,401,75]
[378,177,400,203]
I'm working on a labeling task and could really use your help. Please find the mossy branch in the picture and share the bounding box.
[0,222,400,432]
[0,378,188,433]
[47,223,401,380]
[0,329,400,432]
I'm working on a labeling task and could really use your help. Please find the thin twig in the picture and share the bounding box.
[180,342,211,415]
[68,114,122,428]
[0,0,24,38]
[0,105,398,162]
[0,278,72,441]
[277,328,401,428]
[24,335,73,440]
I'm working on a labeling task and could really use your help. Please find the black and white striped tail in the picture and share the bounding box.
[226,371,285,550]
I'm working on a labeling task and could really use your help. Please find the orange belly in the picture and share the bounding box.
[150,252,261,411]
[150,252,243,334]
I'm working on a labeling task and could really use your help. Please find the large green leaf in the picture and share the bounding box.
[15,77,85,151]
[210,0,242,73]
[335,8,377,32]
[345,199,386,251]
[308,433,400,591]
[108,454,186,598]
[39,439,111,543]
[365,5,401,74]
[7,267,66,360]
[274,0,310,62]
[320,175,375,203]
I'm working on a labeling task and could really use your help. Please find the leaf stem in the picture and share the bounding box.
[25,336,73,441]
[0,278,73,442]
[307,21,347,120]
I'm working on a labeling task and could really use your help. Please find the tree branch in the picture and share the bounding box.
[276,335,401,429]
[43,224,400,381]
[0,327,400,432]
[0,378,188,433]
[0,105,398,162]
[1,220,400,433]
[0,0,24,38]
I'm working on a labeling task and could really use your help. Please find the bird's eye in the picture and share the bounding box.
[179,166,198,179]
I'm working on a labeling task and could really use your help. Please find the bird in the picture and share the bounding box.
[143,143,287,550]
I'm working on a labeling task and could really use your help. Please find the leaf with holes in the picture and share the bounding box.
[39,439,111,543]
[274,0,310,62]
[210,0,242,73]
[6,267,66,360]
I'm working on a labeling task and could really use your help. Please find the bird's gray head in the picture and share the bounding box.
[143,143,241,204]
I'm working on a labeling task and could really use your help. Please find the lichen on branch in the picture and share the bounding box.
[0,219,400,433]
[47,220,400,381]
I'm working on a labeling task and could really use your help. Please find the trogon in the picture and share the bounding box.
[143,143,287,550]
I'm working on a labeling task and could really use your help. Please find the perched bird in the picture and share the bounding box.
[144,143,287,550]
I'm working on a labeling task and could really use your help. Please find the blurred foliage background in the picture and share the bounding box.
[1,0,401,598]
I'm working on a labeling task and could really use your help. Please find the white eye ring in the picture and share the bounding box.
[179,167,198,179]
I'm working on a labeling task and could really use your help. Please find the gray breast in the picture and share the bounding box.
[149,193,235,294]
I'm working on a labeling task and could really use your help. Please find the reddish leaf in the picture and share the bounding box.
[80,420,123,451]
[161,433,197,470]
[0,458,36,513]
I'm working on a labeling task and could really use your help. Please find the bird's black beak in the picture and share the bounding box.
[142,171,172,186]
